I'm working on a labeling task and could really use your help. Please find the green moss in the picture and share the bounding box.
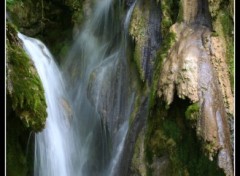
[177,0,183,22]
[145,97,225,176]
[185,103,200,121]
[211,3,234,93]
[219,10,234,91]
[130,0,179,83]
[127,34,148,126]
[6,21,47,132]
[7,0,17,6]
[202,141,218,160]
[65,0,84,26]
[133,45,145,82]
[129,94,141,126]
[129,2,150,82]
[148,0,179,110]
[161,0,180,35]
[131,130,147,175]
[149,32,176,109]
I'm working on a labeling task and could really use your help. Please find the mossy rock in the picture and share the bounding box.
[145,97,225,176]
[210,3,234,92]
[129,2,150,82]
[6,21,47,132]
[7,0,75,64]
[185,103,199,121]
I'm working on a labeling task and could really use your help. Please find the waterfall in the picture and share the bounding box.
[18,0,138,175]
[18,33,74,176]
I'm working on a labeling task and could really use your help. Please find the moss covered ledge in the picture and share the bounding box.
[6,21,47,132]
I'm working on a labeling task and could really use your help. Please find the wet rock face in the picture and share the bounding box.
[125,0,135,7]
[87,59,133,138]
[129,0,161,84]
[115,97,149,176]
[157,23,233,176]
[143,0,162,84]
[183,0,212,27]
[209,36,234,115]
[130,129,147,176]
[150,155,170,176]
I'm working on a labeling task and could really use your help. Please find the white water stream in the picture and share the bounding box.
[18,33,74,176]
[18,0,138,175]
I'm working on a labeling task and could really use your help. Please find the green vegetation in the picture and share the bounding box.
[129,1,150,82]
[6,0,76,64]
[65,0,84,26]
[6,0,19,6]
[7,21,47,132]
[129,0,180,84]
[133,45,145,82]
[129,94,142,125]
[127,39,148,126]
[149,0,178,109]
[145,97,225,176]
[160,0,180,35]
[219,9,234,91]
[143,0,232,175]
[149,32,176,109]
[176,0,183,22]
[7,0,14,5]
[131,130,147,175]
[209,0,234,92]
[6,20,46,176]
[185,103,200,121]
[185,102,200,129]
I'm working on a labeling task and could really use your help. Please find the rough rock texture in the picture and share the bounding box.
[208,0,221,19]
[182,0,212,27]
[150,155,170,176]
[115,97,149,176]
[157,22,233,176]
[6,0,81,63]
[158,23,200,104]
[209,0,234,94]
[208,36,234,115]
[208,0,234,21]
[129,0,161,84]
[130,129,147,176]
[183,0,199,23]
[7,0,44,36]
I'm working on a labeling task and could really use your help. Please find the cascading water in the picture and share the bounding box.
[18,33,74,176]
[18,0,138,175]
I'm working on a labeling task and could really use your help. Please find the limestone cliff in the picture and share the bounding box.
[128,0,234,175]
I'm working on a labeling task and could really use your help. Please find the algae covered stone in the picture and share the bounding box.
[6,21,47,132]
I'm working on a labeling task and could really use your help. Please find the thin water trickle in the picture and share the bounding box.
[18,0,138,175]
[25,131,33,157]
